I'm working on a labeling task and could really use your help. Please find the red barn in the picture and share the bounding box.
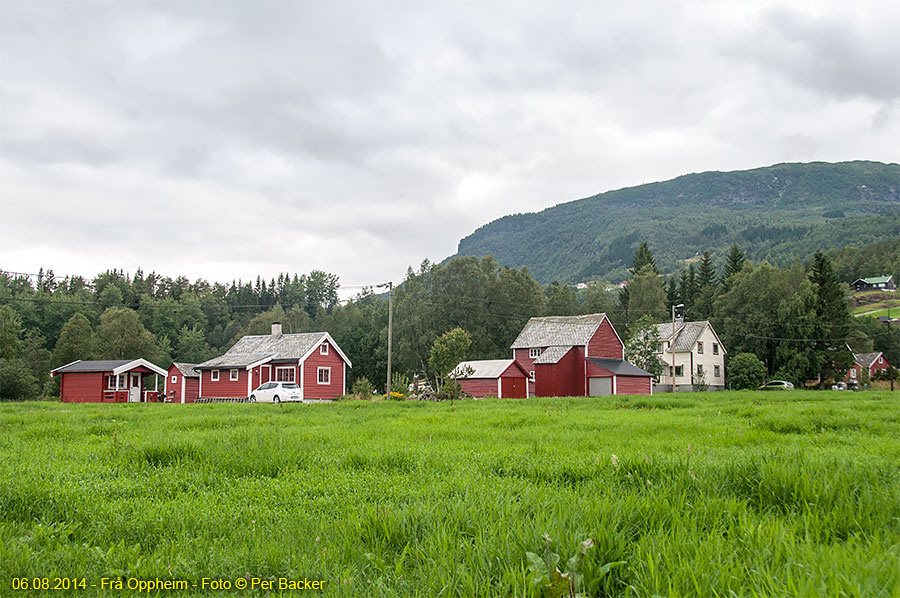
[195,322,351,401]
[50,359,167,403]
[451,359,529,398]
[510,313,652,396]
[165,363,200,403]
[847,352,892,382]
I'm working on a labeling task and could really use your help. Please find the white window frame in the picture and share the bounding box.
[529,348,541,359]
[714,365,720,378]
[713,343,719,355]
[879,356,883,364]
[656,343,663,353]
[529,370,535,381]
[171,375,177,384]
[675,365,684,377]
[211,370,219,382]
[697,364,704,375]
[850,368,857,379]
[275,366,295,383]
[317,367,331,385]
[230,369,239,381]
[697,342,704,354]
[320,343,329,355]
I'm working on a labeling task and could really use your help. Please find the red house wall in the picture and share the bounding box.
[616,375,652,395]
[302,350,345,399]
[166,366,183,403]
[458,378,499,398]
[535,347,583,397]
[200,369,250,398]
[587,318,623,359]
[184,377,200,402]
[60,372,105,403]
[514,348,538,395]
[870,356,890,376]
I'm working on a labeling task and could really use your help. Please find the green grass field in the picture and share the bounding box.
[1,392,898,597]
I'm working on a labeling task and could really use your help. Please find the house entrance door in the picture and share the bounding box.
[129,373,142,402]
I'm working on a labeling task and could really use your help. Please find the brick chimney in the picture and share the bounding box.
[271,322,282,337]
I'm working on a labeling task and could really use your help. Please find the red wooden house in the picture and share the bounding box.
[195,322,351,401]
[451,359,529,398]
[846,352,892,382]
[511,313,652,396]
[165,362,200,403]
[51,359,167,403]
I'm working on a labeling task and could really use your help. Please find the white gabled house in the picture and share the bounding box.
[653,320,726,391]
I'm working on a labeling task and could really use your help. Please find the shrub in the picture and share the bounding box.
[351,376,375,398]
[728,353,767,390]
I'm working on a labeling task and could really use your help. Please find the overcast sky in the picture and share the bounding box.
[1,0,898,291]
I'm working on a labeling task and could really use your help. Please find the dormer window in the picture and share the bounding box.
[320,343,329,355]
[529,348,541,359]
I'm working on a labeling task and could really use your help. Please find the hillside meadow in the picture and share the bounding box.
[1,392,898,597]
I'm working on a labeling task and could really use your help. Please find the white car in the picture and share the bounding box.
[249,382,301,403]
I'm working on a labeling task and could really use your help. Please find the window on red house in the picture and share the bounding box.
[318,367,330,384]
[276,367,295,382]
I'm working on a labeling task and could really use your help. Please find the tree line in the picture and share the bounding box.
[1,238,897,399]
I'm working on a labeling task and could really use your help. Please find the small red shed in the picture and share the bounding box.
[51,359,167,403]
[452,359,529,398]
[165,363,200,403]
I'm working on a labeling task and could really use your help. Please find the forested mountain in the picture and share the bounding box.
[454,161,900,283]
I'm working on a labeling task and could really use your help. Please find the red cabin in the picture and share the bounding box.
[195,322,351,401]
[51,359,167,403]
[511,313,652,397]
[165,363,200,403]
[451,359,529,398]
[846,352,892,383]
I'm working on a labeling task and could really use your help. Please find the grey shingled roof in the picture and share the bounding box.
[228,332,327,360]
[172,362,200,377]
[533,345,574,364]
[196,353,275,369]
[854,352,881,368]
[653,321,711,352]
[53,360,133,373]
[451,359,524,379]
[587,358,653,377]
[511,314,608,349]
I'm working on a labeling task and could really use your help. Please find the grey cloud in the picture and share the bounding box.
[1,1,898,287]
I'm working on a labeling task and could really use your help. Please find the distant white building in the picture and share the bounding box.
[653,320,726,391]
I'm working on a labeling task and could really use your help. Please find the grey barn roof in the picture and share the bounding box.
[653,321,714,352]
[52,359,134,373]
[172,362,200,377]
[511,313,608,349]
[533,345,573,365]
[451,359,525,379]
[587,358,653,377]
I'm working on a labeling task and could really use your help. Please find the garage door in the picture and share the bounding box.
[588,377,612,396]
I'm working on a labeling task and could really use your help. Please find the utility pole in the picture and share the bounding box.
[671,303,684,393]
[378,282,393,396]
[885,308,895,392]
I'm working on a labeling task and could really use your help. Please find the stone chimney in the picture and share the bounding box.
[271,322,282,337]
